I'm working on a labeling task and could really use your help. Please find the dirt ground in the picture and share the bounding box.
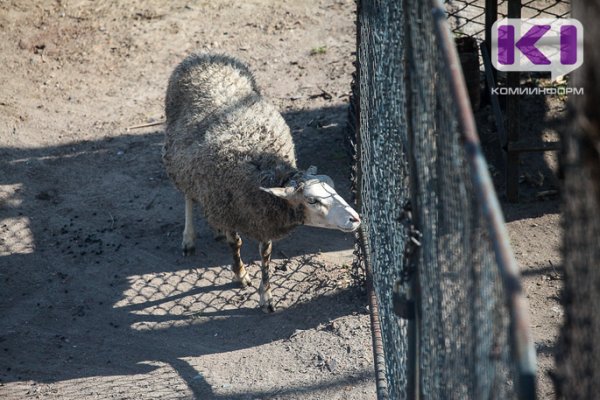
[0,1,374,399]
[0,1,563,399]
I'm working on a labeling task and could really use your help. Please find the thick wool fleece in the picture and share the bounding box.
[162,53,305,242]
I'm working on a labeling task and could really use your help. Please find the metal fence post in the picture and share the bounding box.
[506,0,522,202]
[432,2,537,397]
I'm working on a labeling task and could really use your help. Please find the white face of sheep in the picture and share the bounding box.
[260,169,361,233]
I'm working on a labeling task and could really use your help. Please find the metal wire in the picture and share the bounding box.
[554,1,600,397]
[446,0,571,42]
[352,0,537,398]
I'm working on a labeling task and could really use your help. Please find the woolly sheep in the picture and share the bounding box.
[162,53,361,312]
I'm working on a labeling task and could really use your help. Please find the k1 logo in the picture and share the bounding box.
[492,18,583,80]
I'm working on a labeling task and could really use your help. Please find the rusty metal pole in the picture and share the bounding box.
[431,2,537,399]
[360,230,391,400]
[506,0,522,202]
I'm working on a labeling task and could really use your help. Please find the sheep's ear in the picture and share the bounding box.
[260,186,297,200]
[306,165,318,175]
[314,174,335,189]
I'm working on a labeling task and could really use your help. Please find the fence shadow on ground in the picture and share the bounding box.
[0,105,369,398]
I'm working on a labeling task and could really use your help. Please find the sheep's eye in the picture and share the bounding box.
[307,197,318,205]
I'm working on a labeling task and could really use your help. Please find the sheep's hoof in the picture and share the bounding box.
[236,272,252,288]
[259,287,274,313]
[182,245,195,257]
[261,302,276,313]
[262,304,275,313]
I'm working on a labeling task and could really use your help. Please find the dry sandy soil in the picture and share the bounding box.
[0,1,562,399]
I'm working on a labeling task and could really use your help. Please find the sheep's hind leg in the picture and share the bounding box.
[259,240,275,313]
[226,231,251,288]
[182,195,196,256]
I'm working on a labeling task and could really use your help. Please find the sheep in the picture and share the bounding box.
[162,53,361,312]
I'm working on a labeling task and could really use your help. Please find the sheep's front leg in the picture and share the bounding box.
[259,240,275,313]
[182,195,196,256]
[226,231,251,287]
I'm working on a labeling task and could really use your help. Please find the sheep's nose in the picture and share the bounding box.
[349,215,361,224]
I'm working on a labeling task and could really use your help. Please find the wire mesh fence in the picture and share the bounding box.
[446,0,571,42]
[554,0,600,398]
[351,0,536,398]
[447,0,490,39]
[556,114,600,399]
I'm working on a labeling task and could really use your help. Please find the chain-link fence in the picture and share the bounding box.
[554,0,600,398]
[445,0,571,201]
[351,0,536,398]
[446,0,571,39]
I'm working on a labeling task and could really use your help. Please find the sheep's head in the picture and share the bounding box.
[260,166,361,232]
